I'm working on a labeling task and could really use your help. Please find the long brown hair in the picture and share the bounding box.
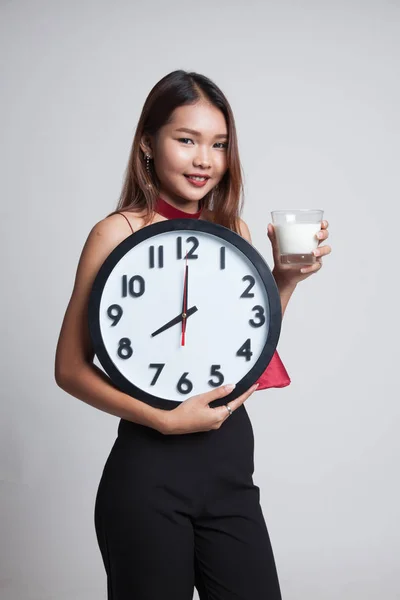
[113,70,244,233]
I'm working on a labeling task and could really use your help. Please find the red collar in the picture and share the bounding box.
[155,196,202,220]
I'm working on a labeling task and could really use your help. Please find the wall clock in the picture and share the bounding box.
[88,219,282,410]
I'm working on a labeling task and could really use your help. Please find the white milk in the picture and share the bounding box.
[274,223,320,254]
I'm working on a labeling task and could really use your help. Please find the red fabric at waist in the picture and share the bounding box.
[255,350,291,390]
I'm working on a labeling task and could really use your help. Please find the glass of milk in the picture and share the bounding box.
[271,209,324,265]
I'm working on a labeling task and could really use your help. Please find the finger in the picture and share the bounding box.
[213,403,235,425]
[267,224,280,258]
[201,383,237,406]
[317,230,329,242]
[267,224,278,244]
[313,245,331,258]
[223,383,259,413]
[321,220,329,229]
[300,260,322,274]
[212,383,259,424]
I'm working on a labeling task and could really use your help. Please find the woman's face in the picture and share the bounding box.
[145,101,228,209]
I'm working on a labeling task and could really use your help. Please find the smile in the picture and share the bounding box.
[184,175,210,187]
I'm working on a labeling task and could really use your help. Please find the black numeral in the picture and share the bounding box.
[208,365,225,387]
[122,275,145,298]
[249,305,266,328]
[220,247,226,270]
[236,339,253,361]
[117,338,133,359]
[240,275,255,298]
[177,236,183,260]
[177,372,193,394]
[107,304,123,326]
[149,245,164,268]
[176,236,199,260]
[149,363,165,386]
[186,236,199,259]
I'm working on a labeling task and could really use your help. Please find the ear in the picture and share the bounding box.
[139,134,153,158]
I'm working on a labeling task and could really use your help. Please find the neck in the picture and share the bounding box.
[155,195,203,220]
[162,195,200,213]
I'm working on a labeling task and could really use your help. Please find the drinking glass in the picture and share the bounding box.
[271,209,324,265]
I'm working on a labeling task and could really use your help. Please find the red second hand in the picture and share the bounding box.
[181,253,188,346]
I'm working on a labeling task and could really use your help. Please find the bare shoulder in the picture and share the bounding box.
[78,209,165,282]
[90,213,132,246]
[237,217,252,243]
[71,213,137,291]
[86,211,149,261]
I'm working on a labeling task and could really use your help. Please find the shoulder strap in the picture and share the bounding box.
[117,212,134,235]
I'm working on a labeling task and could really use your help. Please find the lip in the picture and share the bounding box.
[184,174,209,188]
[185,174,211,179]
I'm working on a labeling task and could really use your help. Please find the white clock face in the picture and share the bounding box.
[89,220,281,407]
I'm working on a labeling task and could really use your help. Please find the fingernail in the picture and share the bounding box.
[313,249,320,256]
[317,232,323,239]
[253,384,259,391]
[300,268,307,273]
[225,384,236,392]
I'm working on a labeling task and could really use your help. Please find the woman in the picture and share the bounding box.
[55,70,331,599]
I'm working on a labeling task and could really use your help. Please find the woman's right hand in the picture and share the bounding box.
[159,383,259,435]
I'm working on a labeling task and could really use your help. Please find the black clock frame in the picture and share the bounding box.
[88,218,282,410]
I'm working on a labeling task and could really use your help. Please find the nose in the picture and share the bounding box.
[193,145,211,169]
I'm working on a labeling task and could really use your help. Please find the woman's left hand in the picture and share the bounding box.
[267,220,332,286]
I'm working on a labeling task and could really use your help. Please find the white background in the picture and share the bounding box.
[1,1,399,598]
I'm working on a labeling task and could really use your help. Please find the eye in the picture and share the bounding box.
[178,137,194,145]
[214,142,228,149]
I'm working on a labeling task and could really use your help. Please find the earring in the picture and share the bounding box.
[146,154,151,173]
[145,153,152,189]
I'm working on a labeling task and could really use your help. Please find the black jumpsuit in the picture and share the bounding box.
[94,211,283,599]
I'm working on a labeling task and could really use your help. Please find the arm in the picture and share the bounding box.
[238,218,297,317]
[271,272,297,317]
[54,215,168,433]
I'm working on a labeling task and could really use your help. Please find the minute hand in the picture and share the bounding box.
[151,306,198,338]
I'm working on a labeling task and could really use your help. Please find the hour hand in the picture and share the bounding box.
[151,306,198,338]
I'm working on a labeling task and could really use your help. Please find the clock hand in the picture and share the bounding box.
[151,305,198,338]
[181,253,189,346]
